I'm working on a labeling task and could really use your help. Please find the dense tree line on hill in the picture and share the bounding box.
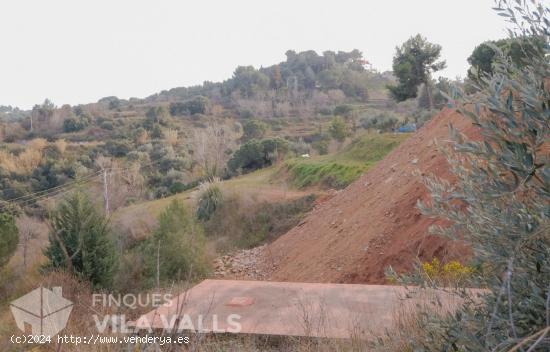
[143,49,381,118]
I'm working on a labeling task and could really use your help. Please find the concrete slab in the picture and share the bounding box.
[133,280,484,339]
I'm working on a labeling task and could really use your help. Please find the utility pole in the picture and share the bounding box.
[102,169,110,216]
[156,240,161,289]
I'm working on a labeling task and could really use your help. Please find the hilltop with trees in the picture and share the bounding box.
[0,3,548,347]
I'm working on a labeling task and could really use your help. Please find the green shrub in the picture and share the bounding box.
[144,106,169,127]
[360,111,399,131]
[333,104,353,116]
[311,138,329,155]
[44,192,117,288]
[169,182,186,194]
[63,115,90,132]
[0,212,18,268]
[100,121,114,130]
[328,116,349,142]
[169,96,209,116]
[31,159,76,192]
[227,138,289,174]
[242,119,268,141]
[411,109,433,127]
[196,179,224,221]
[140,200,209,286]
[105,139,132,157]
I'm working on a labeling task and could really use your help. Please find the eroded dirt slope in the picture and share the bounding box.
[262,108,478,284]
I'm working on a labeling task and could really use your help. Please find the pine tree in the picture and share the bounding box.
[45,192,117,288]
[387,34,446,109]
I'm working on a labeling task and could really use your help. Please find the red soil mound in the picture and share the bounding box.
[263,108,478,284]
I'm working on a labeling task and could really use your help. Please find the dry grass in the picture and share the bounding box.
[135,129,149,145]
[0,270,123,352]
[369,288,475,352]
[0,138,50,174]
[27,138,48,151]
[165,128,178,147]
[54,138,68,155]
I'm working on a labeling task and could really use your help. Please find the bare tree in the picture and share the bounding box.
[193,119,234,178]
[95,157,145,211]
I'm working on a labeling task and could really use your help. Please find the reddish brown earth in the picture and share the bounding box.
[261,108,479,284]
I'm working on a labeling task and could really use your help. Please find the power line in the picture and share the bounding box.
[0,175,102,210]
[0,158,167,211]
[1,170,103,203]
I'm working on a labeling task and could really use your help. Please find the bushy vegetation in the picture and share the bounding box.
[169,96,209,116]
[421,258,474,286]
[311,134,331,155]
[388,2,549,351]
[139,200,209,286]
[0,139,78,202]
[63,114,90,132]
[467,36,545,80]
[242,119,268,141]
[0,211,18,268]
[196,179,224,222]
[144,105,169,127]
[203,193,317,250]
[44,192,117,288]
[328,116,349,143]
[105,139,132,157]
[227,137,289,174]
[360,110,399,132]
[333,104,354,116]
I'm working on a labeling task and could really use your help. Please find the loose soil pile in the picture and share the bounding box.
[261,108,478,283]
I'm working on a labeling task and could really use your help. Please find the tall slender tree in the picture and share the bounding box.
[387,34,446,109]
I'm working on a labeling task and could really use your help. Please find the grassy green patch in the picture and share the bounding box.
[284,161,367,189]
[283,133,409,189]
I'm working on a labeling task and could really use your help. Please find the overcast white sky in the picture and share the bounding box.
[0,0,507,109]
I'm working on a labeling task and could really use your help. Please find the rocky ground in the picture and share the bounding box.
[213,245,271,280]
